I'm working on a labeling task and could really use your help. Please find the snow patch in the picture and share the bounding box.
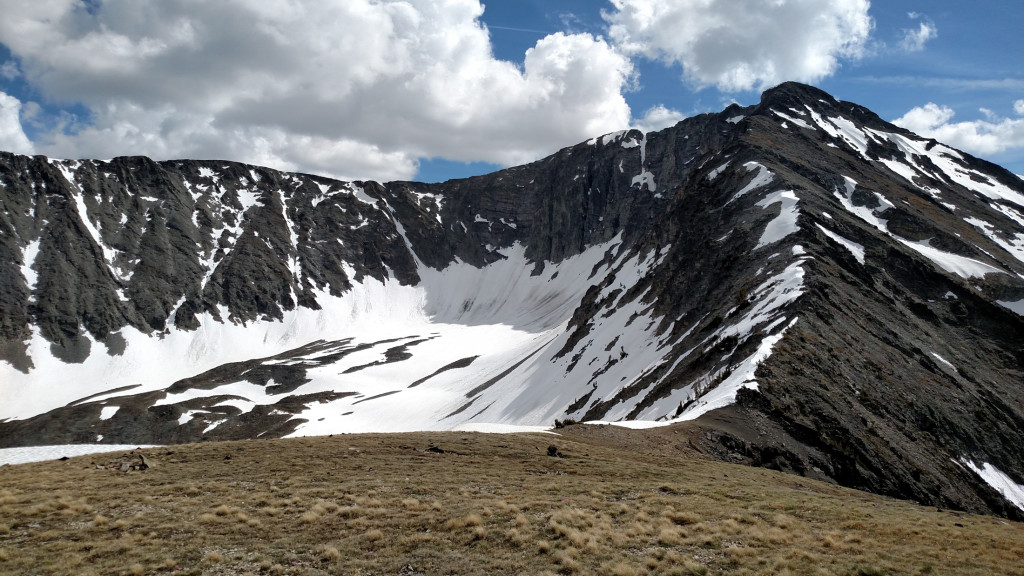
[963,216,1024,267]
[930,353,957,373]
[771,109,812,129]
[834,176,890,233]
[0,445,160,466]
[177,410,207,425]
[755,191,800,249]
[632,171,656,192]
[729,162,774,204]
[959,459,1024,512]
[351,186,377,206]
[98,406,119,420]
[20,239,40,292]
[707,162,731,181]
[806,108,870,156]
[679,319,797,421]
[997,298,1024,316]
[897,238,1002,279]
[816,224,865,264]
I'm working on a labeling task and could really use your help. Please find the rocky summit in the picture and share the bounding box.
[1,82,1023,519]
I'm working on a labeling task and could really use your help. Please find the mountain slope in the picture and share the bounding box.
[1,82,1023,518]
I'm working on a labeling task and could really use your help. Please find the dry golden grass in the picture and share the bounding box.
[0,430,1022,575]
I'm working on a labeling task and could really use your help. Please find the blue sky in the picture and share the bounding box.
[0,1,1021,182]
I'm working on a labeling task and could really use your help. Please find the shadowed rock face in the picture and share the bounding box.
[2,82,1024,519]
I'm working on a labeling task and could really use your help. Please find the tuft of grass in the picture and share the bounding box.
[663,508,700,525]
[204,551,224,563]
[658,527,682,546]
[470,525,487,541]
[316,544,342,561]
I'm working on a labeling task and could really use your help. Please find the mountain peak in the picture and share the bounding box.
[758,81,837,108]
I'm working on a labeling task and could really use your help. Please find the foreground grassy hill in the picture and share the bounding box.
[1,425,1021,576]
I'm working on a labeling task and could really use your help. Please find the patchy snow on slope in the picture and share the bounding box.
[438,245,680,427]
[959,459,1024,512]
[992,203,1024,228]
[607,254,807,427]
[963,216,1024,267]
[587,130,628,147]
[755,191,800,249]
[677,318,798,422]
[771,109,812,130]
[620,134,641,149]
[729,162,775,204]
[632,171,656,192]
[897,238,1002,278]
[20,239,40,292]
[805,107,869,156]
[707,161,731,181]
[719,258,806,344]
[816,223,865,264]
[411,191,444,223]
[834,176,891,233]
[868,130,1024,208]
[726,115,745,124]
[54,161,130,282]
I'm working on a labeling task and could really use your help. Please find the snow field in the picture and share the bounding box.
[0,445,160,466]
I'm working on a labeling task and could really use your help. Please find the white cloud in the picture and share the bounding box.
[898,13,937,52]
[603,0,873,92]
[632,105,686,133]
[1015,100,1024,116]
[0,0,634,181]
[0,92,34,155]
[893,102,1024,157]
[0,60,18,80]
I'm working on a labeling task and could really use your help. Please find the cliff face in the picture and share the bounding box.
[2,82,1023,518]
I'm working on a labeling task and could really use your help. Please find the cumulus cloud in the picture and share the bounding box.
[603,0,873,92]
[893,101,1024,157]
[0,92,33,155]
[899,13,937,52]
[632,105,686,133]
[0,0,634,181]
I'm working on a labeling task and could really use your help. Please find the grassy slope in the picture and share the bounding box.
[0,426,1021,576]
